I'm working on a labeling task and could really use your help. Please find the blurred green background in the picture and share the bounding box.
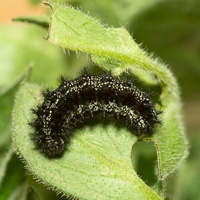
[0,0,199,199]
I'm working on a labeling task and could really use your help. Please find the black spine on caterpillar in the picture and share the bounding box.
[30,72,161,158]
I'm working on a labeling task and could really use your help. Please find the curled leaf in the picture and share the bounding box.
[46,3,188,179]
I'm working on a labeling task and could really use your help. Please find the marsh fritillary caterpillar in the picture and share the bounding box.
[29,71,161,158]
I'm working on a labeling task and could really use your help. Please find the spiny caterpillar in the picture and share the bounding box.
[29,71,161,158]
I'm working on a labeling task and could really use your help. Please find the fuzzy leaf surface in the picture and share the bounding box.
[12,83,162,200]
[46,3,188,180]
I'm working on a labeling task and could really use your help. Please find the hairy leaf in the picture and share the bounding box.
[46,3,188,180]
[12,83,162,200]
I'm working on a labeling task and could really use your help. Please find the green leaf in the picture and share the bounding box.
[0,25,67,92]
[0,150,12,185]
[0,86,20,148]
[45,3,188,180]
[6,182,28,200]
[12,16,49,29]
[11,2,189,199]
[12,82,162,200]
[0,153,25,200]
[46,4,136,72]
[152,103,188,180]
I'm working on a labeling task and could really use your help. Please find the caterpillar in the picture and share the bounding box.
[29,71,161,158]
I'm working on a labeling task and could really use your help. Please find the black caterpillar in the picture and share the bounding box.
[30,71,161,158]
